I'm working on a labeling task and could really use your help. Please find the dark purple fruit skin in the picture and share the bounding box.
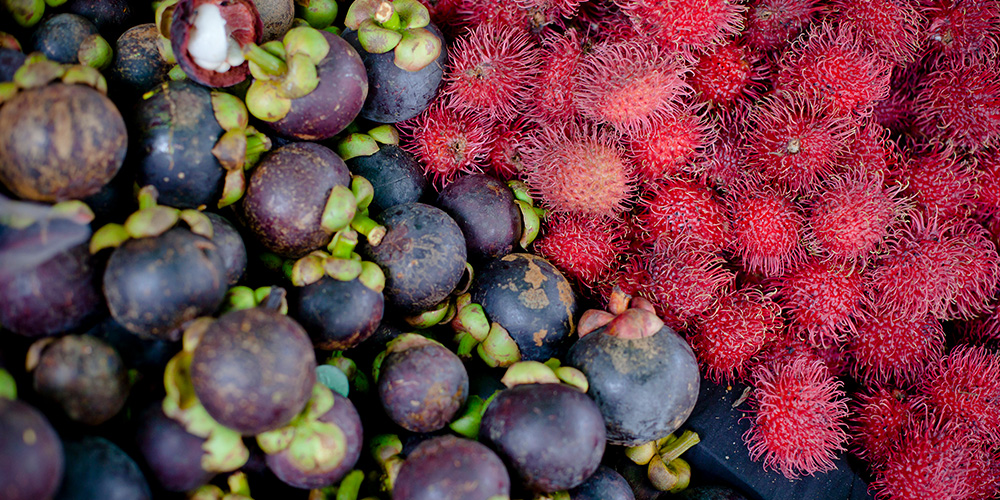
[30,13,98,64]
[0,48,26,82]
[32,335,129,426]
[64,0,135,38]
[342,23,446,124]
[134,404,214,492]
[393,435,510,500]
[206,212,247,285]
[437,173,521,264]
[190,307,317,435]
[0,83,127,202]
[134,80,226,208]
[676,486,750,500]
[240,142,352,258]
[292,276,383,350]
[266,31,367,140]
[112,24,172,95]
[265,392,363,489]
[346,144,429,216]
[565,323,700,446]
[469,253,577,361]
[360,202,467,314]
[377,342,468,432]
[0,399,64,500]
[55,436,152,500]
[103,227,227,340]
[569,466,635,500]
[480,383,606,493]
[0,220,103,338]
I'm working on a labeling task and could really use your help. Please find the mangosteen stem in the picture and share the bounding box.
[245,133,271,164]
[659,430,700,463]
[335,470,364,500]
[243,42,288,76]
[351,213,386,246]
[227,472,252,497]
[137,185,159,210]
[328,229,359,259]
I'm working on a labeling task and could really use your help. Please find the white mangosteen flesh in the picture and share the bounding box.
[188,3,246,73]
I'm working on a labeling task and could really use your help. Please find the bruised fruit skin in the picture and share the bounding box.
[0,83,127,202]
[31,335,129,426]
[0,399,64,500]
[436,173,521,264]
[190,308,317,435]
[292,276,384,350]
[393,435,511,500]
[480,382,606,492]
[377,338,469,433]
[134,403,215,492]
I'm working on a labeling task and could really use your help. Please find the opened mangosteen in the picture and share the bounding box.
[0,398,64,500]
[164,0,263,88]
[55,435,152,500]
[338,124,430,216]
[437,173,522,264]
[134,403,216,492]
[393,434,510,500]
[374,333,468,433]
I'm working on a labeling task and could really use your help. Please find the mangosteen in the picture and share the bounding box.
[166,0,264,88]
[0,62,127,202]
[360,202,467,314]
[28,334,129,426]
[339,125,430,216]
[54,435,152,500]
[0,198,103,338]
[393,435,510,500]
[0,47,26,82]
[437,173,521,264]
[63,0,136,39]
[569,465,636,500]
[375,334,468,433]
[206,212,247,285]
[134,403,216,492]
[87,317,180,373]
[30,13,110,68]
[111,23,173,95]
[189,307,317,435]
[0,398,64,500]
[676,486,751,500]
[291,273,384,350]
[480,379,606,492]
[566,294,701,446]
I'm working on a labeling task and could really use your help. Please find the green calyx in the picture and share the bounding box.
[76,34,113,71]
[295,0,338,29]
[477,322,521,368]
[344,0,439,71]
[446,294,524,368]
[256,384,348,474]
[222,286,288,314]
[0,32,21,51]
[0,368,16,400]
[641,431,700,492]
[369,434,403,494]
[190,472,254,500]
[0,198,94,229]
[89,186,214,254]
[245,26,330,122]
[2,55,107,106]
[404,299,454,329]
[372,333,441,383]
[210,91,272,208]
[3,0,46,27]
[507,180,544,248]
[500,360,588,391]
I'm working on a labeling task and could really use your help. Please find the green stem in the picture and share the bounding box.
[351,213,386,246]
[659,430,700,463]
[328,229,359,260]
[243,42,288,76]
[336,470,364,500]
[0,368,17,400]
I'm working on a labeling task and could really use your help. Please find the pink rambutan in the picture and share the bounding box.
[644,238,735,327]
[486,117,534,180]
[743,356,850,479]
[726,182,807,278]
[572,39,691,135]
[398,100,492,187]
[832,0,924,64]
[745,92,852,192]
[849,385,919,467]
[848,307,946,386]
[774,257,865,346]
[451,0,531,30]
[699,107,750,191]
[688,287,783,384]
[957,304,1000,347]
[530,28,585,124]
[936,218,1000,321]
[920,344,1000,443]
[836,120,899,178]
[625,106,715,182]
[688,40,769,109]
[804,171,907,264]
[520,121,634,217]
[514,0,585,27]
[973,149,1000,216]
[635,177,729,251]
[776,23,892,118]
[600,248,654,305]
[915,50,1000,149]
[532,213,627,289]
[896,141,979,219]
[611,0,745,53]
[922,0,1000,56]
[443,23,541,121]
[742,0,826,52]
[754,332,853,379]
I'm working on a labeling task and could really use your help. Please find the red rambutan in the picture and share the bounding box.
[934,218,1000,321]
[914,50,1000,149]
[743,356,850,479]
[973,149,1000,217]
[896,141,979,219]
[726,182,807,278]
[443,23,541,121]
[398,99,492,187]
[520,121,634,217]
[611,0,745,53]
[635,177,729,251]
[530,28,585,124]
[836,120,899,178]
[689,40,769,109]
[688,287,783,384]
[832,0,924,64]
[625,106,715,182]
[486,117,534,180]
[849,385,919,467]
[745,92,852,192]
[919,344,1000,444]
[451,0,531,30]
[514,0,585,26]
[699,107,750,191]
[873,64,922,135]
[922,0,1000,56]
[742,0,825,52]
[572,39,691,135]
[532,212,627,289]
[775,23,892,118]
[644,238,735,327]
[848,307,946,386]
[774,257,865,346]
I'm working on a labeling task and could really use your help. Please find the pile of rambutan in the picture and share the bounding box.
[403,0,1000,496]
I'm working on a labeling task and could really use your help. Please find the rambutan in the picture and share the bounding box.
[743,356,850,479]
[625,106,715,182]
[836,120,899,178]
[443,23,541,121]
[520,121,634,217]
[873,64,922,136]
[726,182,807,278]
[832,0,924,64]
[775,23,892,118]
[398,99,492,187]
[941,220,1000,321]
[754,332,852,379]
[688,287,783,384]
[973,149,1000,216]
[957,304,1000,347]
[804,171,907,264]
[514,0,585,27]
[922,0,1000,56]
[486,117,534,180]
[919,344,1000,443]
[700,107,750,191]
[848,307,946,386]
[611,0,745,53]
[849,385,919,467]
[635,177,729,251]
[451,0,531,30]
[774,257,865,346]
[742,0,825,52]
[532,212,627,289]
[688,40,768,109]
[644,237,735,327]
[572,39,691,135]
[896,141,979,219]
[914,50,1000,149]
[745,92,852,192]
[530,28,585,124]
